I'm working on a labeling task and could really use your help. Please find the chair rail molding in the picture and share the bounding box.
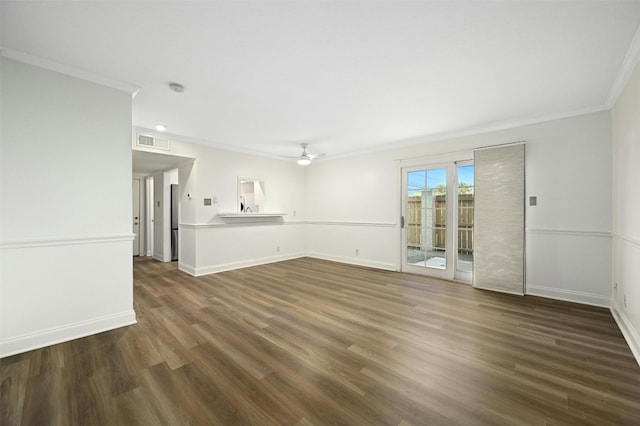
[525,228,612,238]
[613,232,640,247]
[0,233,135,249]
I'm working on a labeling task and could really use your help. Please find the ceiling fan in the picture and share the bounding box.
[284,143,325,166]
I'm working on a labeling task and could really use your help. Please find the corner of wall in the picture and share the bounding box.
[1,310,136,358]
[611,300,640,366]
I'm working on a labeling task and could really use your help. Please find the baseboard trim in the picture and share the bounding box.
[526,284,610,307]
[191,252,307,276]
[178,261,197,275]
[611,301,640,366]
[306,252,398,272]
[0,310,137,358]
[181,252,397,277]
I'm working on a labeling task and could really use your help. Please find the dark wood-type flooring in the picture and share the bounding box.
[2,257,640,425]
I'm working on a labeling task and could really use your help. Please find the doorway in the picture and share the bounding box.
[150,169,179,262]
[401,161,474,282]
[132,178,142,256]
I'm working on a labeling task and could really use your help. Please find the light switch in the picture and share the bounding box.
[204,198,212,206]
[529,196,537,206]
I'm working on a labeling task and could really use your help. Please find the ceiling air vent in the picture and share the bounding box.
[136,133,170,151]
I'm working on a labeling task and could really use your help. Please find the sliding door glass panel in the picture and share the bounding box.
[406,168,447,270]
[457,165,474,273]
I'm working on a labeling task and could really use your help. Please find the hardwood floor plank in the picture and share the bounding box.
[113,386,165,425]
[2,256,640,425]
[194,322,273,380]
[188,342,296,425]
[19,371,66,426]
[0,359,30,426]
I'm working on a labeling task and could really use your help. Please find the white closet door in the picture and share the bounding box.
[473,144,525,294]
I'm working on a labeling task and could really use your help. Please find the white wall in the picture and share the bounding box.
[0,57,136,357]
[522,113,612,306]
[136,111,613,307]
[611,62,640,362]
[134,135,308,275]
[306,111,613,306]
[306,153,399,269]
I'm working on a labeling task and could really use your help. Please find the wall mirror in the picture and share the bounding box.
[238,177,265,213]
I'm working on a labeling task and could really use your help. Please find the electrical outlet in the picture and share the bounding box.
[355,249,359,255]
[293,210,297,217]
[277,246,280,252]
[624,294,627,309]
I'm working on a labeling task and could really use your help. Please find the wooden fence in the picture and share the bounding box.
[407,194,473,253]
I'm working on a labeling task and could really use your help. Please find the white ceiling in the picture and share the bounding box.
[2,1,640,160]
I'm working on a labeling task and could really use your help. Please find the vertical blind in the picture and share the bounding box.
[473,144,525,294]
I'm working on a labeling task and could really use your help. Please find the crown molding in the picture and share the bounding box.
[133,126,289,162]
[606,24,640,108]
[330,104,610,161]
[1,48,140,96]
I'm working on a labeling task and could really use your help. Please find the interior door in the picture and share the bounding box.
[132,179,141,256]
[401,161,474,282]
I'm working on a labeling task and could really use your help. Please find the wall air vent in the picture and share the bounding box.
[136,133,170,151]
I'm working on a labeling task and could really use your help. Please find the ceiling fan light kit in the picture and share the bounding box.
[288,143,325,166]
[297,157,312,166]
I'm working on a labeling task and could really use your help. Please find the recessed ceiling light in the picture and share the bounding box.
[169,83,184,93]
[155,124,167,132]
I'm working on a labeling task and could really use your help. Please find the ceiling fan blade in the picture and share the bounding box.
[278,142,326,161]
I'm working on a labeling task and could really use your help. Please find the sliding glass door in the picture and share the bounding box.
[456,162,474,282]
[401,161,474,282]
